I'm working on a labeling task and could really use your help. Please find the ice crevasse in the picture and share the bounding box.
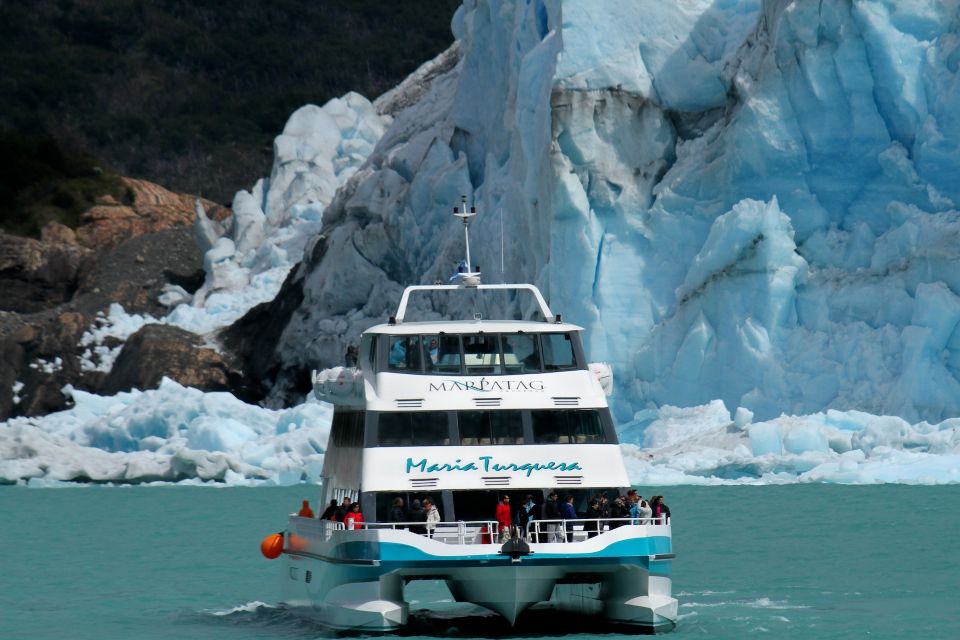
[263,0,960,429]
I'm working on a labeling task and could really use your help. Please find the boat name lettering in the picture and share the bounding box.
[427,378,545,393]
[405,456,581,477]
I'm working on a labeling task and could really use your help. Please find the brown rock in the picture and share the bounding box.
[100,324,237,394]
[75,177,231,250]
[41,222,78,245]
[0,232,94,313]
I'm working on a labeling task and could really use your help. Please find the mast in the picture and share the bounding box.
[453,195,476,271]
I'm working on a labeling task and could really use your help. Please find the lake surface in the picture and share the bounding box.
[1,485,957,639]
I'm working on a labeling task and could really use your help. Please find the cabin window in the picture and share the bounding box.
[458,410,524,445]
[501,332,541,374]
[387,335,423,371]
[462,334,502,375]
[421,334,463,374]
[330,411,365,447]
[378,331,585,374]
[540,333,577,371]
[376,411,449,446]
[362,334,376,370]
[531,409,606,444]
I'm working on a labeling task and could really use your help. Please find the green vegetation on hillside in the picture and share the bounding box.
[0,0,459,215]
[0,131,130,237]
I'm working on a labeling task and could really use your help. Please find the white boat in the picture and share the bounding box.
[272,199,678,633]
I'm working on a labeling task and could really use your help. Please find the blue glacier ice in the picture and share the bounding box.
[266,0,960,427]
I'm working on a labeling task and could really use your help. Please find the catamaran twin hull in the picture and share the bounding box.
[279,517,677,633]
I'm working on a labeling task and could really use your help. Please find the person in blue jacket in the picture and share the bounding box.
[560,494,577,542]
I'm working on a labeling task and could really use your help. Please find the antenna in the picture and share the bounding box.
[453,195,476,271]
[450,196,481,287]
[499,205,504,276]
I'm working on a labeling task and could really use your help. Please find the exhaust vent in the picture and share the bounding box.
[473,397,502,407]
[482,476,510,487]
[554,475,583,486]
[395,398,423,408]
[552,397,580,406]
[410,478,438,489]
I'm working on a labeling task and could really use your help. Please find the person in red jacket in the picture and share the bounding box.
[298,499,315,518]
[345,502,365,530]
[495,495,513,541]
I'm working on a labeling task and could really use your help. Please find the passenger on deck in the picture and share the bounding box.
[423,499,440,537]
[560,495,577,542]
[319,499,339,520]
[345,503,364,530]
[298,500,315,518]
[651,495,671,523]
[495,495,513,541]
[408,499,427,534]
[630,494,653,523]
[344,344,358,367]
[518,494,537,539]
[608,496,629,529]
[389,497,407,527]
[541,490,562,542]
[586,499,602,538]
[334,496,352,523]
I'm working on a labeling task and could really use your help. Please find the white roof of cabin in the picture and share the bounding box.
[364,319,583,335]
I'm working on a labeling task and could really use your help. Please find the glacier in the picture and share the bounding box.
[5,0,960,486]
[257,0,960,428]
[165,92,387,337]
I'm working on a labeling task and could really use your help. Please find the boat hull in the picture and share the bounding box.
[279,519,677,633]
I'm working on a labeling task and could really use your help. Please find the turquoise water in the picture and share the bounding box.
[1,485,957,639]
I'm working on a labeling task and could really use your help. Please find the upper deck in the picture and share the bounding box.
[364,318,584,335]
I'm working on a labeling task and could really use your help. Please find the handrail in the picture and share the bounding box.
[352,520,501,545]
[526,516,668,543]
[300,516,667,546]
[394,284,556,323]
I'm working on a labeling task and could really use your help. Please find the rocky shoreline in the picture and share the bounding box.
[0,177,239,420]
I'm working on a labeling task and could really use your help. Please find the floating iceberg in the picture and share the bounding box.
[0,379,331,485]
[620,401,960,485]
[2,389,958,485]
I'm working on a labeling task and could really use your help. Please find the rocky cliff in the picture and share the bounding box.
[0,178,235,420]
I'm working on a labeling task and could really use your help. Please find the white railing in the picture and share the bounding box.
[353,520,500,545]
[290,516,345,542]
[294,516,667,545]
[525,517,669,543]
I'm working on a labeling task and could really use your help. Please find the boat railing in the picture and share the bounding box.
[525,517,668,543]
[355,520,500,545]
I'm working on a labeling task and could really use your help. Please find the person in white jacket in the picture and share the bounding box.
[423,498,441,537]
[628,492,653,523]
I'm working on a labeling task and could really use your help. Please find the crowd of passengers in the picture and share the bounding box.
[295,491,669,542]
[298,496,441,533]
[494,490,671,542]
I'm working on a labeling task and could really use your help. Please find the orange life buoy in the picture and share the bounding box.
[260,532,284,559]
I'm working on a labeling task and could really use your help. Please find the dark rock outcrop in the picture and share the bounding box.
[0,178,230,420]
[0,231,93,314]
[221,244,312,403]
[101,324,239,395]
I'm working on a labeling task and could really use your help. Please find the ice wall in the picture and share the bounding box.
[164,93,386,335]
[261,0,960,424]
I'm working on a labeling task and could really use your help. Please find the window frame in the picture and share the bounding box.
[374,331,587,375]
